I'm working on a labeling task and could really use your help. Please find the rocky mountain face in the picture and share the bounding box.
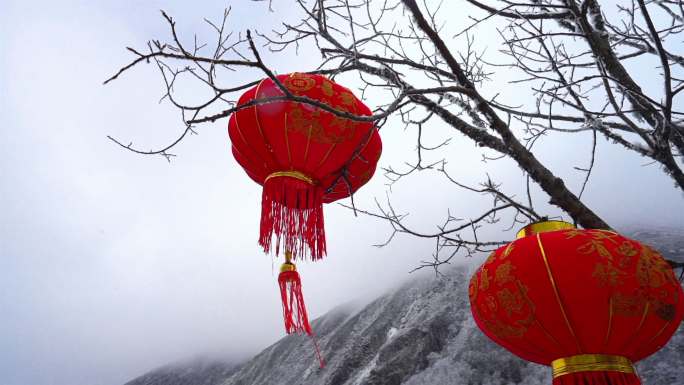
[125,229,684,385]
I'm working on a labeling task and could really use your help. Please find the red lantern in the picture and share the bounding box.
[469,221,684,385]
[227,73,381,364]
[228,72,382,261]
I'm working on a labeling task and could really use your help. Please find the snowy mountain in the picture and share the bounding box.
[123,358,240,385]
[125,229,684,385]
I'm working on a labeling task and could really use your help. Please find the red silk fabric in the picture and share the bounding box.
[228,73,381,203]
[228,73,381,260]
[469,229,684,375]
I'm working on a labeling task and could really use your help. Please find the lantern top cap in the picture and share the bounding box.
[516,220,575,239]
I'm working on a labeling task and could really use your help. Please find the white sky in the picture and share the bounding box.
[1,1,683,385]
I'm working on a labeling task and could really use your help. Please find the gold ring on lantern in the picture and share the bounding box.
[551,354,635,378]
[516,220,575,239]
[265,171,316,185]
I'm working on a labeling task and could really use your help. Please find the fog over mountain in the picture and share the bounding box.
[124,230,684,385]
[3,2,684,385]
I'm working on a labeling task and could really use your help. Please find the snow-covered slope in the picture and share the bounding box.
[123,358,239,385]
[125,230,684,385]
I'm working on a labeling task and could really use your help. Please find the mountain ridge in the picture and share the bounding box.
[124,229,684,385]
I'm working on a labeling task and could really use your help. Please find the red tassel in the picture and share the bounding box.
[278,259,326,368]
[553,371,641,385]
[260,175,326,261]
[278,269,312,335]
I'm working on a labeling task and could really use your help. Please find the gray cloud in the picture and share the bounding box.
[1,2,682,385]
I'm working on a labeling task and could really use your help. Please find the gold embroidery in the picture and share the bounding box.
[588,229,620,242]
[497,288,524,316]
[284,73,316,93]
[339,91,355,106]
[286,106,357,144]
[616,241,638,257]
[612,292,647,317]
[578,239,614,260]
[495,261,515,286]
[565,229,618,243]
[563,229,586,239]
[320,79,334,97]
[592,262,625,286]
[636,244,678,288]
[480,267,490,291]
[485,295,498,311]
[469,276,478,302]
[503,243,515,258]
[481,318,527,338]
[473,244,536,341]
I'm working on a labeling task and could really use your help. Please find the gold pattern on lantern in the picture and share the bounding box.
[320,79,334,97]
[578,239,614,260]
[480,310,534,339]
[616,241,638,257]
[592,262,625,286]
[636,245,678,288]
[486,295,498,311]
[495,261,515,286]
[497,288,524,316]
[480,267,490,290]
[612,292,647,317]
[469,277,478,302]
[474,228,682,346]
[287,107,357,144]
[284,73,316,93]
[339,92,355,106]
[503,243,515,259]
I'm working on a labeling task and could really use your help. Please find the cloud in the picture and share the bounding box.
[1,2,682,385]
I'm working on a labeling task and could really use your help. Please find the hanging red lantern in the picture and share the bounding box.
[227,73,381,359]
[469,221,684,385]
[228,72,381,261]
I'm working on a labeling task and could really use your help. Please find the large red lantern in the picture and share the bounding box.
[227,73,381,360]
[469,221,684,385]
[228,72,381,261]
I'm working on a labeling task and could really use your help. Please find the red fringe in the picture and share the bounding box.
[278,270,325,368]
[260,177,326,260]
[553,371,641,385]
[278,270,312,335]
[278,270,326,369]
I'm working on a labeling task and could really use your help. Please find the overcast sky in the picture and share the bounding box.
[1,2,683,385]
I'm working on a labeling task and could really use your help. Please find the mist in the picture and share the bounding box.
[1,1,683,385]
